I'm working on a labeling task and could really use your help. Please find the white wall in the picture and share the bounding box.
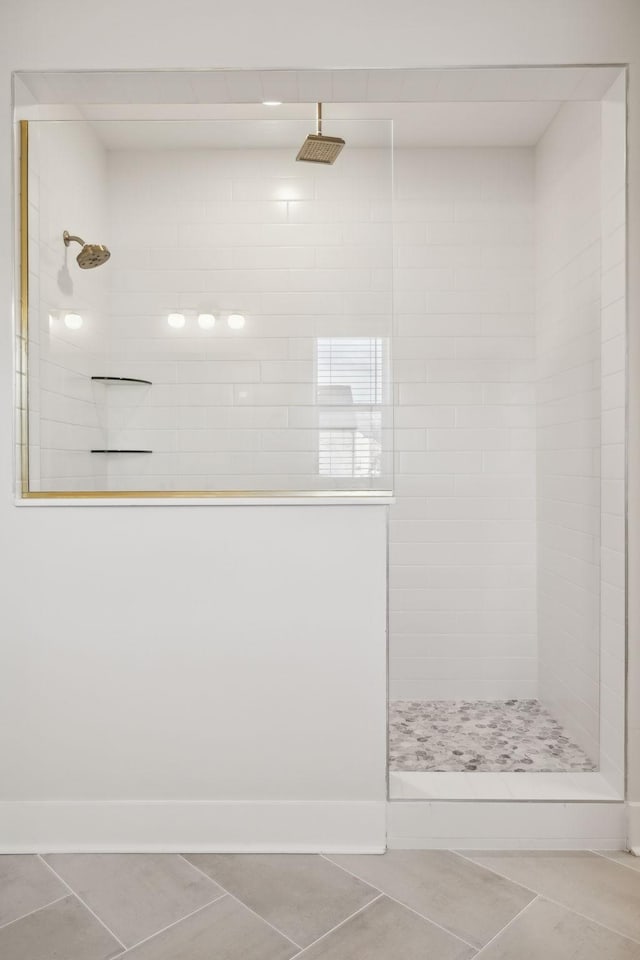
[390,147,537,701]
[30,120,110,491]
[0,504,388,850]
[535,102,602,760]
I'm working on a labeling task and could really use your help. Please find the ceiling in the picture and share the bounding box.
[84,102,561,150]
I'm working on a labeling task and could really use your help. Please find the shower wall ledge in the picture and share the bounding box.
[15,496,394,507]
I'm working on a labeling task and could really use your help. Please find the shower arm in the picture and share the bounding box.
[63,230,85,248]
[316,102,322,136]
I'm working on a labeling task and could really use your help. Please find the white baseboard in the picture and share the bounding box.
[387,800,627,850]
[628,802,640,853]
[0,801,387,853]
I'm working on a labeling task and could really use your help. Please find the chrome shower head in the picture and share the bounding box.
[296,103,345,165]
[63,230,111,269]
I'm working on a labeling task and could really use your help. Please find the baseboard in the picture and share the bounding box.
[628,802,640,853]
[387,800,627,850]
[0,801,387,853]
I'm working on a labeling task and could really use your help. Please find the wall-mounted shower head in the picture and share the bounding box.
[63,230,111,269]
[296,103,345,165]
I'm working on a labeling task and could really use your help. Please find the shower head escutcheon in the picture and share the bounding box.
[63,230,111,269]
[296,103,345,165]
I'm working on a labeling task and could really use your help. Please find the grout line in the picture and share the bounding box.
[591,849,640,874]
[108,893,228,959]
[320,853,477,951]
[37,856,127,951]
[287,893,385,959]
[473,896,540,957]
[452,851,640,947]
[177,854,302,950]
[0,894,70,933]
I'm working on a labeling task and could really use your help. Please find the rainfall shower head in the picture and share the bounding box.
[296,103,345,165]
[63,231,111,269]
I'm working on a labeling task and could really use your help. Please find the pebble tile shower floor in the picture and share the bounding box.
[389,699,597,772]
[1,851,640,959]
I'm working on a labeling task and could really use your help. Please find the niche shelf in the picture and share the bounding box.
[91,449,153,454]
[91,376,152,385]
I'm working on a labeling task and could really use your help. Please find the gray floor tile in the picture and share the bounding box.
[329,850,533,948]
[184,853,378,948]
[297,896,474,960]
[122,895,298,960]
[0,895,121,960]
[44,853,223,947]
[478,897,640,959]
[467,851,640,944]
[0,855,67,926]
[601,851,640,873]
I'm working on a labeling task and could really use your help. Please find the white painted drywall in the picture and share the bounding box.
[0,504,388,849]
[599,72,627,795]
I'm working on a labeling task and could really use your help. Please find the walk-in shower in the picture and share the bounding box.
[15,65,627,819]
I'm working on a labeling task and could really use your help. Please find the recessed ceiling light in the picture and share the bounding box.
[197,313,216,330]
[167,312,186,329]
[64,312,83,330]
[262,101,282,106]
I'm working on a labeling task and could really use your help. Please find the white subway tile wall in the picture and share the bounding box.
[31,121,110,491]
[102,139,393,491]
[389,148,537,701]
[535,103,602,761]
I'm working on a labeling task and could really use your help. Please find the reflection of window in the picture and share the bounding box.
[316,338,384,478]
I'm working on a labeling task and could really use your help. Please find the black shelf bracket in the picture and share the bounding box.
[91,376,152,385]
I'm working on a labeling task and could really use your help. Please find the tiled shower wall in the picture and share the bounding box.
[30,120,109,490]
[535,102,603,761]
[389,148,537,700]
[103,140,393,491]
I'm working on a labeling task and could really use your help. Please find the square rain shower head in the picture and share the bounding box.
[296,133,346,164]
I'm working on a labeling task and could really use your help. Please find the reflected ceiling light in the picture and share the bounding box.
[227,313,246,330]
[63,312,83,330]
[262,101,282,106]
[48,313,55,328]
[197,313,216,330]
[167,312,186,329]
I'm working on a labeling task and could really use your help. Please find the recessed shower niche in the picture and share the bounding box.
[15,66,627,811]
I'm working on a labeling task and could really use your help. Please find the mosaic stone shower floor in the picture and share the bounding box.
[389,699,598,772]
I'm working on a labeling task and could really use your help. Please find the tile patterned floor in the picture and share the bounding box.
[389,699,597,772]
[1,850,640,958]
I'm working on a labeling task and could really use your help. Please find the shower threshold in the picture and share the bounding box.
[389,770,621,801]
[388,699,622,801]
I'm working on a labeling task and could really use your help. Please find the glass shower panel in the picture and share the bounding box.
[24,117,393,496]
